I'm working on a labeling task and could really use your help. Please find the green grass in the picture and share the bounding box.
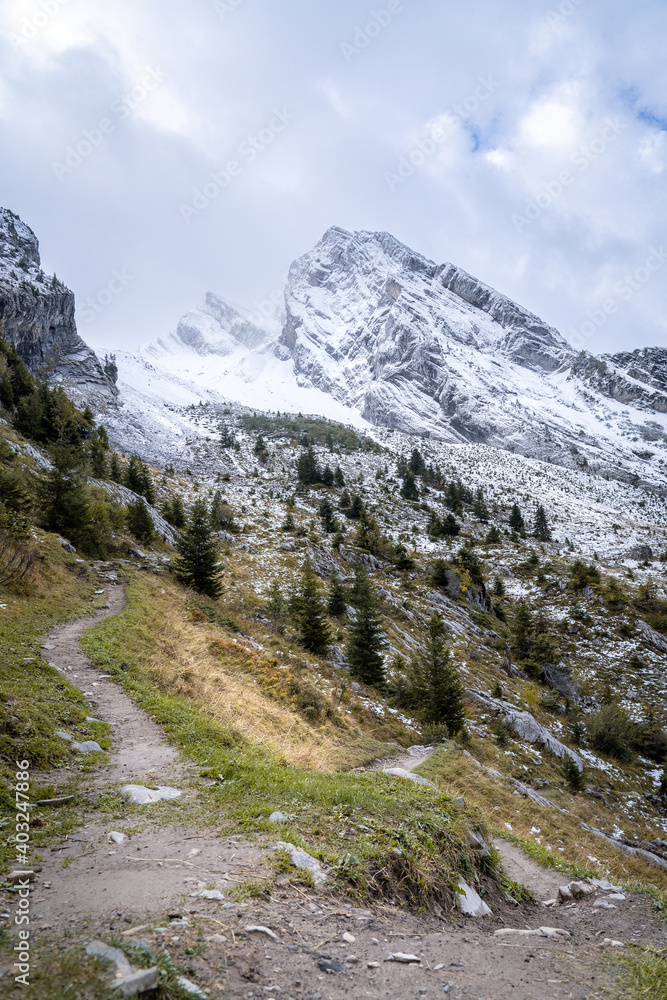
[0,538,112,869]
[1,931,209,1000]
[612,947,667,1000]
[80,575,496,910]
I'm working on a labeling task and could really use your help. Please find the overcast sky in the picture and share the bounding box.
[1,0,665,357]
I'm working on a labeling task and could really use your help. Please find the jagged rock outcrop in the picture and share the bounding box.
[572,349,667,414]
[145,292,271,362]
[0,208,116,407]
[467,689,584,771]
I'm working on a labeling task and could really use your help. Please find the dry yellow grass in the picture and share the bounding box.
[420,746,667,893]
[128,573,390,770]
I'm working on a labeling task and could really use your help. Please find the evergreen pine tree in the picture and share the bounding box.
[509,503,524,532]
[327,574,348,617]
[355,512,382,555]
[125,455,144,494]
[281,509,296,532]
[444,481,463,516]
[318,498,337,533]
[408,448,426,476]
[254,435,268,462]
[139,463,156,506]
[410,612,465,733]
[125,455,155,504]
[473,487,490,522]
[485,525,501,544]
[267,580,286,627]
[512,603,534,661]
[431,559,450,589]
[90,429,108,479]
[126,498,155,544]
[171,494,186,529]
[321,465,334,487]
[291,558,331,654]
[400,471,419,501]
[346,566,386,686]
[393,543,415,572]
[331,528,346,550]
[347,493,365,519]
[334,466,345,487]
[161,497,174,525]
[219,424,236,448]
[38,447,90,548]
[533,504,552,541]
[110,453,123,483]
[297,446,321,486]
[174,500,223,599]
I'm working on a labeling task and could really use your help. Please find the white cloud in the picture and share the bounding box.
[519,96,580,149]
[0,0,665,358]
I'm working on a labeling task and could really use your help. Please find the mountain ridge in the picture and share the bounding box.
[0,207,116,407]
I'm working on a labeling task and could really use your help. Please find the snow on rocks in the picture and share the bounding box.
[581,823,667,870]
[637,620,667,654]
[120,785,182,805]
[274,842,328,884]
[455,876,492,917]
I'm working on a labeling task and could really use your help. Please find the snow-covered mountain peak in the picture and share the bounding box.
[109,225,667,494]
[284,226,573,372]
[145,290,280,364]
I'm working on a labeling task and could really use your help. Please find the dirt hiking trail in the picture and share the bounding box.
[5,582,662,999]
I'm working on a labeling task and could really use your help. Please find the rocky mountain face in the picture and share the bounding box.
[0,208,116,407]
[85,223,664,494]
[145,292,272,363]
[272,227,666,488]
[573,349,667,414]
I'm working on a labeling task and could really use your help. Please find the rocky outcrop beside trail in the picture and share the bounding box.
[467,689,584,771]
[0,207,116,407]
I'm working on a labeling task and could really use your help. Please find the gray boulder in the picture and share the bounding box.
[468,689,583,772]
